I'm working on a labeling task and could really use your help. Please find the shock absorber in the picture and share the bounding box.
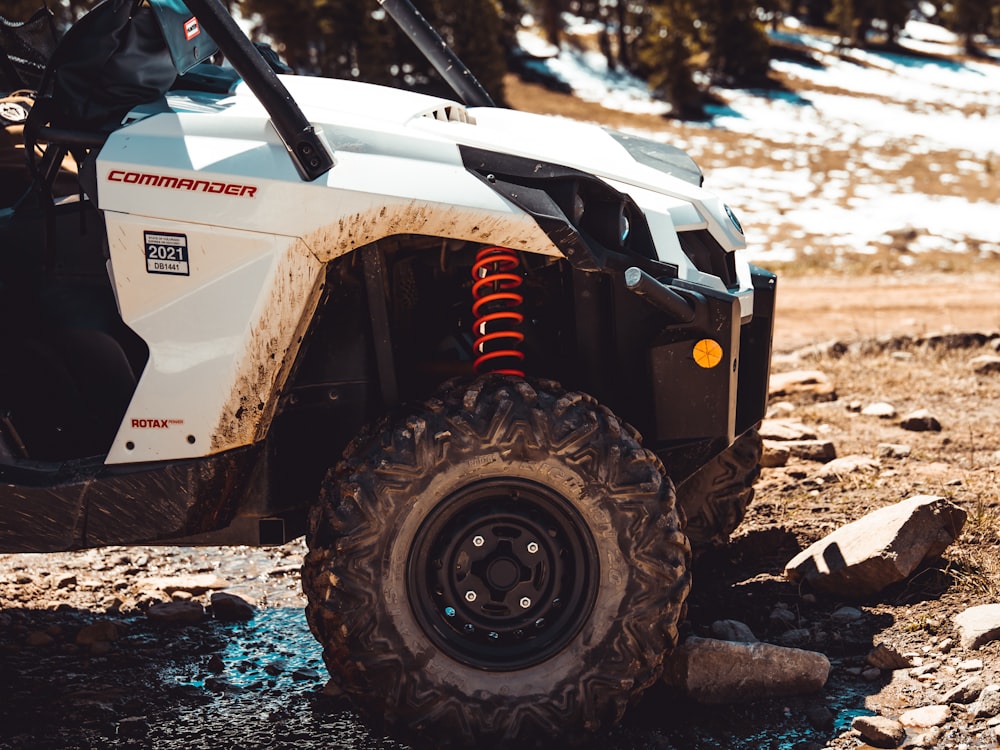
[471,246,525,377]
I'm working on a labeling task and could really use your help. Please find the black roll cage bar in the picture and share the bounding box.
[179,0,495,183]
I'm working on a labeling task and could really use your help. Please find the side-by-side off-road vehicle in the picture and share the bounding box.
[0,0,774,744]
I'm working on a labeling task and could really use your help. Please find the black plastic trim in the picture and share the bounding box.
[678,229,739,289]
[735,264,776,435]
[459,145,672,277]
[0,446,261,552]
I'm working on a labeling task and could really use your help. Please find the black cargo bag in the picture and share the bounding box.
[45,0,216,130]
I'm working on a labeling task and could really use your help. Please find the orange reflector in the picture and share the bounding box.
[693,339,723,369]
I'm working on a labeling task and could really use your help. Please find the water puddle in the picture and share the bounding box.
[152,606,874,749]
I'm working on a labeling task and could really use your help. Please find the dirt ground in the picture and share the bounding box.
[2,271,999,749]
[774,273,1000,353]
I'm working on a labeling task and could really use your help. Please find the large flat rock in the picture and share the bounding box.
[663,637,830,704]
[784,495,966,598]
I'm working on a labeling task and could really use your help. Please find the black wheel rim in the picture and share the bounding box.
[407,478,599,670]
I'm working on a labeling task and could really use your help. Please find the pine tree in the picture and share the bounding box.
[637,0,705,119]
[541,0,563,45]
[698,0,771,85]
[828,0,861,44]
[245,0,507,102]
[435,0,507,103]
[941,0,996,53]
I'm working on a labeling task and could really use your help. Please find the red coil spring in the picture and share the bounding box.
[471,246,525,377]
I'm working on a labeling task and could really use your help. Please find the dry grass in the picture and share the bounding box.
[756,339,1000,610]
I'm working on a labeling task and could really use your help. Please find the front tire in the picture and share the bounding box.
[302,376,690,746]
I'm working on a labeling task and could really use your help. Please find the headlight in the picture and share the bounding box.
[724,204,744,236]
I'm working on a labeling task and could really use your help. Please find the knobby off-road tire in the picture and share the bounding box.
[302,376,691,747]
[675,426,763,554]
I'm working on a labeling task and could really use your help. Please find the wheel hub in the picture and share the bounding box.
[407,478,599,670]
[485,557,520,591]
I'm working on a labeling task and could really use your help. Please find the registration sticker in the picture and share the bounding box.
[144,231,190,276]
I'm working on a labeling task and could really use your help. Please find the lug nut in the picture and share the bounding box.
[465,591,477,602]
[519,597,531,609]
[472,535,485,547]
[527,542,539,554]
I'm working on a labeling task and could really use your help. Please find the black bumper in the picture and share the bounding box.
[646,264,776,483]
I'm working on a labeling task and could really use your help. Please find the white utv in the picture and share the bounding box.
[0,0,775,745]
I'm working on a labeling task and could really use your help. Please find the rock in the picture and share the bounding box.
[907,726,943,747]
[943,675,984,704]
[709,619,758,643]
[116,717,149,739]
[662,637,830,704]
[75,619,120,646]
[968,685,1000,719]
[876,443,911,459]
[783,440,837,462]
[146,600,205,626]
[766,400,796,417]
[851,714,905,748]
[769,370,836,401]
[138,574,228,596]
[862,667,882,681]
[784,495,967,597]
[760,419,818,441]
[899,409,942,432]
[55,574,77,589]
[862,402,897,418]
[958,658,984,671]
[921,332,990,349]
[204,676,232,693]
[805,704,834,730]
[770,604,797,626]
[899,704,949,727]
[210,592,256,622]
[816,455,879,481]
[970,354,1000,374]
[777,628,812,648]
[265,659,289,676]
[831,606,863,623]
[206,654,225,674]
[25,630,54,647]
[865,644,911,670]
[953,603,1000,649]
[292,667,321,681]
[761,440,791,468]
[134,588,172,609]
